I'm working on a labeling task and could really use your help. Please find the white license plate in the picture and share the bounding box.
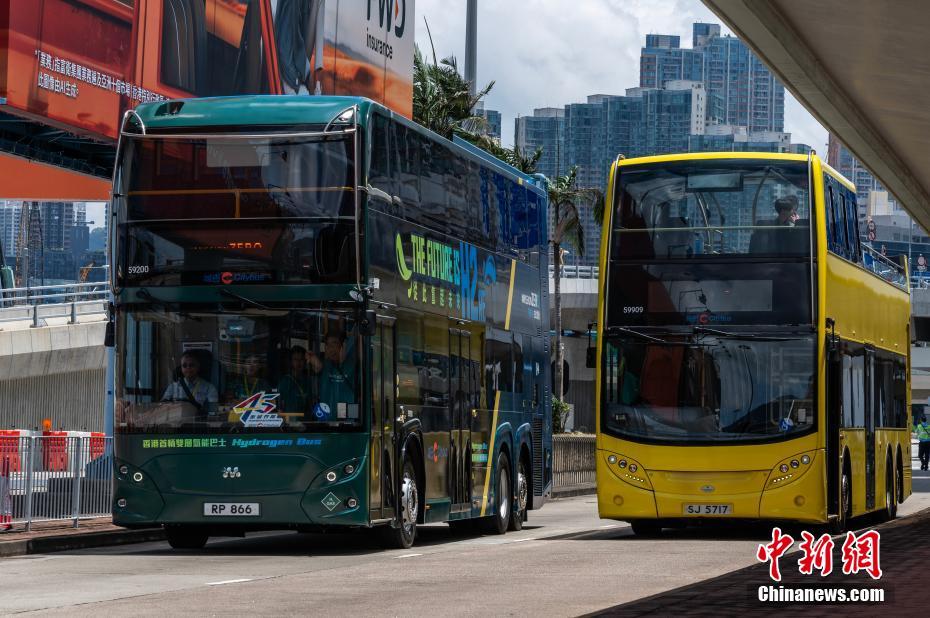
[683,503,732,516]
[203,502,260,517]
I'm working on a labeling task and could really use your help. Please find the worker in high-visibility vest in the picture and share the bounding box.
[916,416,930,471]
[0,456,11,531]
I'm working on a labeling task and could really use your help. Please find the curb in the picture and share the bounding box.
[552,485,596,499]
[0,527,165,558]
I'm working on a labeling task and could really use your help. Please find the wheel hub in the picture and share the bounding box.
[401,472,418,529]
[516,469,528,513]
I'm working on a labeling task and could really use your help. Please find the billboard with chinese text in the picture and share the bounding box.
[0,0,414,142]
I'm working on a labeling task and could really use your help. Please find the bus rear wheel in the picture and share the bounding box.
[165,526,208,550]
[508,458,528,532]
[484,452,511,535]
[883,462,897,521]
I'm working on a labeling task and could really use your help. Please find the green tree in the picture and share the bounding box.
[548,167,603,404]
[413,20,541,174]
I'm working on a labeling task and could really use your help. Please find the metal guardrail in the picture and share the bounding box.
[548,265,600,279]
[552,434,596,492]
[0,436,112,531]
[0,280,109,326]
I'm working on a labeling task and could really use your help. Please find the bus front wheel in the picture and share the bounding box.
[830,459,852,534]
[630,520,662,537]
[165,526,208,550]
[383,458,419,549]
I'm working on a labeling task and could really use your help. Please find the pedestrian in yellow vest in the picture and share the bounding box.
[915,416,930,471]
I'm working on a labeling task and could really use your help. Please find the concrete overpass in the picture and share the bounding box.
[0,286,107,432]
[703,0,930,230]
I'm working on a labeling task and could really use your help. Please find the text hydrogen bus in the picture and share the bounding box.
[110,96,552,549]
[593,152,911,535]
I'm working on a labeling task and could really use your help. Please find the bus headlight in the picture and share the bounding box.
[766,452,817,490]
[607,455,618,465]
[119,465,129,475]
[132,472,144,483]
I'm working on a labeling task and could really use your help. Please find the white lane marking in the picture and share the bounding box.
[600,524,620,529]
[396,553,422,559]
[510,537,537,543]
[206,578,253,586]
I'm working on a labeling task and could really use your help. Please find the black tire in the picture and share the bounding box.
[509,457,528,532]
[630,520,662,537]
[897,455,905,504]
[484,452,510,535]
[883,459,897,521]
[830,459,852,534]
[165,526,208,550]
[382,457,418,549]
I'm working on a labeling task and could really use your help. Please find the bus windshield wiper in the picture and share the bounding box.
[692,326,796,342]
[218,287,270,310]
[606,326,675,345]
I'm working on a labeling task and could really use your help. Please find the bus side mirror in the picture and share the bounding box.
[360,309,377,336]
[585,322,597,368]
[104,321,115,348]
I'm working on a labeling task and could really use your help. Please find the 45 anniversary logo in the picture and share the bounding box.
[395,233,497,321]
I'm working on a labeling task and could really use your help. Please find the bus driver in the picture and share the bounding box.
[161,351,219,413]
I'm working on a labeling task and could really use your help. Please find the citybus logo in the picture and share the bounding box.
[367,0,407,38]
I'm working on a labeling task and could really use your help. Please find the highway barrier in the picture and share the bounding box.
[553,434,596,494]
[0,435,113,531]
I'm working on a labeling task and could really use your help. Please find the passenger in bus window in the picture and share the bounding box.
[229,355,270,402]
[749,196,801,254]
[278,346,313,414]
[161,352,219,414]
[308,331,356,420]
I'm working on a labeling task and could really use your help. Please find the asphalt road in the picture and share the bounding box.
[5,463,930,617]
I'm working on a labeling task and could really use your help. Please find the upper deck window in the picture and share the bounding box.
[612,160,811,261]
[115,134,356,286]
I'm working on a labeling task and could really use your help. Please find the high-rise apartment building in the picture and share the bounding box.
[476,108,502,142]
[514,107,565,180]
[39,202,75,252]
[639,23,784,133]
[0,201,22,261]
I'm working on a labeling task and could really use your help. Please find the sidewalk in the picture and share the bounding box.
[0,518,163,557]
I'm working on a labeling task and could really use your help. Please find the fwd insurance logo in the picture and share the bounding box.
[368,0,408,38]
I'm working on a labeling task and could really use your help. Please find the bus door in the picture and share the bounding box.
[864,348,876,511]
[370,318,396,521]
[449,328,474,512]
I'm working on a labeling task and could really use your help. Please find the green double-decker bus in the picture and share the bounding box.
[110,96,552,549]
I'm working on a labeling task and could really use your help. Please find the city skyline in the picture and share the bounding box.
[415,0,829,152]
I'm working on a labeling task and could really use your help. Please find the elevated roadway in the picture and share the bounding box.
[703,0,930,229]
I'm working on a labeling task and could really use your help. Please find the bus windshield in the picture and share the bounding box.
[115,304,362,434]
[612,159,810,260]
[115,134,356,286]
[601,334,815,443]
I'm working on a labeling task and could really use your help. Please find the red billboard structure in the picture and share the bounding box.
[0,0,414,195]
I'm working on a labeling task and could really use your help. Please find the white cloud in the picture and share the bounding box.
[415,0,827,149]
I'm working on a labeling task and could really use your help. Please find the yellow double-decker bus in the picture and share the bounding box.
[593,152,912,535]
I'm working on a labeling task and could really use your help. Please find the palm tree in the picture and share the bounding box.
[413,28,493,141]
[548,167,603,408]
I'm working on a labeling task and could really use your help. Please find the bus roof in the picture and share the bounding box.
[613,151,856,193]
[131,95,377,132]
[129,95,546,197]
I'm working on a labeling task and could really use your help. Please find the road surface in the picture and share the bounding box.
[4,464,929,616]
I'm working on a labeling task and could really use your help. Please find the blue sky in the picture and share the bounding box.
[415,0,828,152]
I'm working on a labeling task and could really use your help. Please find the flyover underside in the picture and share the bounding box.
[703,0,930,230]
